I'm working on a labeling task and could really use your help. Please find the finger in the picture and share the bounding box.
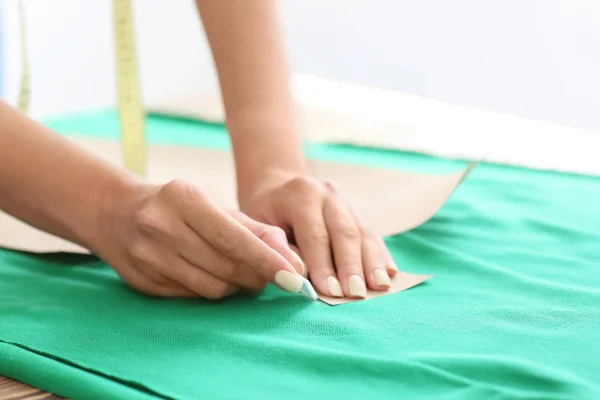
[348,204,398,277]
[323,195,366,299]
[146,284,199,297]
[182,195,310,296]
[134,261,190,288]
[161,255,241,299]
[292,202,341,298]
[127,238,241,299]
[173,222,268,292]
[231,211,306,276]
[118,263,199,298]
[380,237,399,277]
[137,207,266,291]
[361,233,392,291]
[142,281,200,298]
[288,244,307,277]
[182,247,268,293]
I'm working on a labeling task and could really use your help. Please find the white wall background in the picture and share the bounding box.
[1,0,599,132]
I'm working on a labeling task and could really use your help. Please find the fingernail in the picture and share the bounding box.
[275,270,303,293]
[388,260,398,271]
[327,276,343,297]
[299,276,318,301]
[374,269,391,288]
[348,274,367,298]
[292,252,306,276]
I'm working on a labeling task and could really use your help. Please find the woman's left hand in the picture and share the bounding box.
[240,171,398,299]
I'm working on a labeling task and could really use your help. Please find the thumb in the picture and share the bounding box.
[229,211,316,299]
[288,244,307,278]
[232,211,305,276]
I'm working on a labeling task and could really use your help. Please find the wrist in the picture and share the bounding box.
[227,110,308,198]
[82,172,143,255]
[237,167,303,211]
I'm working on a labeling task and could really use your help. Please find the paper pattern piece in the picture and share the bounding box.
[318,272,433,305]
[0,137,474,254]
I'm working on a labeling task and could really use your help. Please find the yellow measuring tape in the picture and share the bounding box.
[113,0,147,176]
[18,0,148,176]
[17,0,30,113]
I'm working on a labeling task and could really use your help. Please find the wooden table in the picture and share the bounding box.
[0,376,63,400]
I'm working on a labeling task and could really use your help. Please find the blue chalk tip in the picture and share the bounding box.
[299,276,318,301]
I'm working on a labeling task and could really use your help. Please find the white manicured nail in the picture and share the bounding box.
[275,270,303,293]
[348,274,367,298]
[327,276,343,297]
[374,269,391,288]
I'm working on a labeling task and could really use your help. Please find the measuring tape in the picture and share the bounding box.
[17,0,148,176]
[113,0,147,176]
[17,0,30,113]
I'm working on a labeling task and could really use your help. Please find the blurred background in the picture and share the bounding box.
[0,0,599,173]
[2,0,600,129]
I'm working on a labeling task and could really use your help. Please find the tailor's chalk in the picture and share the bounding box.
[299,276,318,301]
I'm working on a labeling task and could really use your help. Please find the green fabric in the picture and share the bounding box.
[1,112,600,399]
[0,342,156,400]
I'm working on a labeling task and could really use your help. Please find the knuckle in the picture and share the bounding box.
[217,225,243,253]
[339,258,363,273]
[134,206,164,234]
[271,226,287,238]
[253,225,270,241]
[358,223,373,236]
[186,275,205,293]
[246,278,268,292]
[289,176,320,193]
[338,224,360,240]
[258,226,286,242]
[217,254,238,277]
[252,252,271,273]
[161,178,188,196]
[308,230,330,245]
[127,276,161,297]
[128,241,152,264]
[323,180,341,193]
[203,280,230,300]
[345,257,363,269]
[162,179,206,204]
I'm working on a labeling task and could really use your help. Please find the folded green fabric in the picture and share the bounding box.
[1,114,600,399]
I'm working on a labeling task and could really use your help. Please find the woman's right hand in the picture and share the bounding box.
[93,179,306,299]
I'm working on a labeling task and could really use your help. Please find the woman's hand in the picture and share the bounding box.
[195,0,395,300]
[240,171,398,299]
[93,179,306,299]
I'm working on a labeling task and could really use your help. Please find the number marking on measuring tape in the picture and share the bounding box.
[113,0,147,176]
[18,0,148,176]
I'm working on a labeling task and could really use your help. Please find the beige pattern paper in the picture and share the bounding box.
[0,137,475,303]
[0,137,474,254]
[318,272,433,305]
